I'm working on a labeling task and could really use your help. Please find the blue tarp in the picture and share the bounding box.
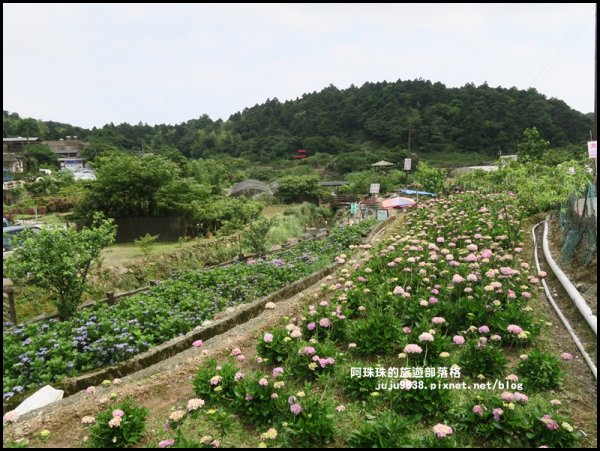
[399,188,436,197]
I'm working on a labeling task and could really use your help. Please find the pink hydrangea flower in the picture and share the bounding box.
[453,335,465,345]
[290,403,303,415]
[290,328,302,338]
[492,408,503,421]
[187,399,205,411]
[403,344,423,354]
[540,414,559,430]
[393,286,405,296]
[169,410,186,422]
[263,333,273,343]
[418,332,434,342]
[433,423,453,438]
[513,392,528,403]
[432,317,446,325]
[319,318,331,328]
[560,352,573,361]
[112,409,125,418]
[159,439,175,448]
[507,324,523,334]
[478,325,490,334]
[192,340,203,347]
[108,416,122,428]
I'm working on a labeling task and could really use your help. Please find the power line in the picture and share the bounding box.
[531,5,595,86]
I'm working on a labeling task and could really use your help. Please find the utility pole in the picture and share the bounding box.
[406,124,413,186]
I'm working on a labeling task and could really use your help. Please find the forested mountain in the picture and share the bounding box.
[4,79,592,161]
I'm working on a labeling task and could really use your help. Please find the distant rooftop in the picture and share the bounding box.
[372,160,395,167]
[320,181,349,187]
[3,137,40,142]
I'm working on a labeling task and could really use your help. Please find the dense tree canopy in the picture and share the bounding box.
[3,79,592,162]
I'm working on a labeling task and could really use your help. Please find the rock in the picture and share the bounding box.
[226,307,235,313]
[575,282,588,293]
[201,320,213,327]
[264,302,276,310]
[583,283,597,297]
[270,245,282,252]
[286,238,299,246]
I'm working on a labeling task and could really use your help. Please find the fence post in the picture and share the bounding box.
[3,278,17,325]
[106,291,116,305]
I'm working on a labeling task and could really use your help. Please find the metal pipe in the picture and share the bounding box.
[532,221,597,379]
[541,216,597,334]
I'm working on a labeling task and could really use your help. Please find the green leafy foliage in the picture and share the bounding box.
[255,327,299,364]
[517,127,550,163]
[242,217,272,255]
[4,213,116,320]
[454,159,591,214]
[134,233,160,256]
[458,341,508,379]
[232,372,287,426]
[282,386,335,446]
[389,378,453,418]
[346,309,402,355]
[3,222,370,396]
[86,398,148,448]
[517,350,563,392]
[347,412,417,448]
[414,161,447,194]
[193,358,238,404]
[277,175,321,203]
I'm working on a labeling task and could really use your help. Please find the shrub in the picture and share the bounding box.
[389,377,453,418]
[346,310,402,355]
[256,327,299,364]
[287,340,339,381]
[232,372,287,426]
[282,386,335,446]
[86,398,148,448]
[458,340,507,378]
[338,362,380,400]
[192,358,238,404]
[348,412,417,448]
[134,233,160,256]
[517,350,563,392]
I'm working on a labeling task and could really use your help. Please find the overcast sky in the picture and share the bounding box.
[3,3,596,130]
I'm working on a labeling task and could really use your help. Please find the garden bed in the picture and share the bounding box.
[3,221,377,407]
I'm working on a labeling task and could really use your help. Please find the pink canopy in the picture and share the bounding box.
[381,197,416,209]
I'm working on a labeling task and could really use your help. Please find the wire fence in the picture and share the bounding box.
[558,183,597,265]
